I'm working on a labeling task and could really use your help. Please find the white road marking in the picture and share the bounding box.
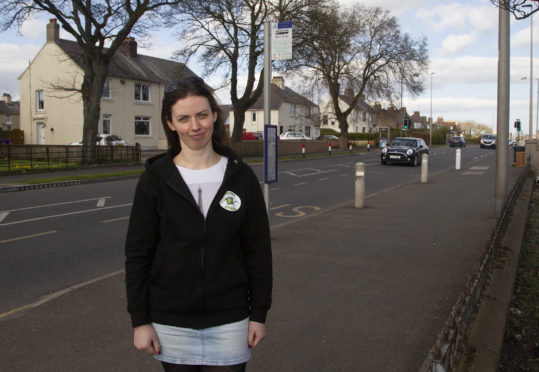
[0,196,112,213]
[293,182,308,186]
[96,198,106,207]
[469,166,489,170]
[319,177,330,181]
[0,230,57,244]
[0,203,133,227]
[0,212,9,223]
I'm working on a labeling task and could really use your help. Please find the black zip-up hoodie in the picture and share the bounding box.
[125,150,272,329]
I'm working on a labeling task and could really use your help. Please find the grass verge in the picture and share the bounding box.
[19,170,144,184]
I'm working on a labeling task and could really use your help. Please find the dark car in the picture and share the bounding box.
[480,134,496,149]
[381,137,429,167]
[449,136,466,147]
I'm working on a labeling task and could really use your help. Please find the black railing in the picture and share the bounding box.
[0,144,141,173]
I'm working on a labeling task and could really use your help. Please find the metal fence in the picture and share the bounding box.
[0,144,141,173]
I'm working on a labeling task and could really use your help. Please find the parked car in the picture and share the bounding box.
[279,132,307,140]
[241,132,263,140]
[449,136,466,147]
[508,138,517,147]
[480,134,496,149]
[318,135,339,140]
[69,134,127,146]
[381,137,429,166]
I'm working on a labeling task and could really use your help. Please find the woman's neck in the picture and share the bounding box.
[174,148,220,170]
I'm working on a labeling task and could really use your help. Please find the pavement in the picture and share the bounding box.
[0,152,532,371]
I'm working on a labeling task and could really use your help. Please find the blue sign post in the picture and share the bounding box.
[264,124,278,184]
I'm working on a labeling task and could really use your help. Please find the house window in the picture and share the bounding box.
[252,112,256,122]
[290,104,295,116]
[134,83,150,102]
[362,127,366,133]
[102,80,110,99]
[362,111,366,121]
[135,116,150,135]
[36,90,44,111]
[6,115,12,125]
[305,126,311,137]
[305,106,311,118]
[102,114,111,134]
[331,120,335,126]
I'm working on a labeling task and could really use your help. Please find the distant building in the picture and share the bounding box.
[0,93,20,130]
[320,89,375,134]
[372,103,408,129]
[229,76,320,139]
[19,19,199,148]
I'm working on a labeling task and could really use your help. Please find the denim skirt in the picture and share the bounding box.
[152,318,251,366]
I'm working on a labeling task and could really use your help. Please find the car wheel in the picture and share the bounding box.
[381,159,388,165]
[412,155,418,167]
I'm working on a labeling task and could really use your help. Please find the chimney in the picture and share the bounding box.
[47,19,60,43]
[119,37,138,57]
[271,76,284,89]
[2,93,11,103]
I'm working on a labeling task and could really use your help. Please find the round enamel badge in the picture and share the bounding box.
[219,191,241,212]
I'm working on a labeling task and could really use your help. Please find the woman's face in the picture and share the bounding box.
[167,95,217,152]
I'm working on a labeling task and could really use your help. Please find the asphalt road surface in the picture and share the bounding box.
[0,145,496,316]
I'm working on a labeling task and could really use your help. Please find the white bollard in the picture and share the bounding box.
[355,162,365,208]
[456,148,461,170]
[421,154,428,183]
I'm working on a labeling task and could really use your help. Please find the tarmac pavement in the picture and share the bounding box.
[0,154,531,371]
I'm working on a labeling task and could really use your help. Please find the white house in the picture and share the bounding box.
[320,90,375,134]
[228,76,320,139]
[19,19,199,149]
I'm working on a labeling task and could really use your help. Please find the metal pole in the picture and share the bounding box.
[263,21,272,211]
[430,72,435,146]
[536,78,539,140]
[495,1,510,215]
[530,13,534,139]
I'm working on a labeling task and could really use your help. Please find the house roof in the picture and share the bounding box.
[249,84,317,110]
[56,39,197,84]
[0,101,20,115]
[338,94,373,113]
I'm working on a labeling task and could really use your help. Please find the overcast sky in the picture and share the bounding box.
[0,0,537,136]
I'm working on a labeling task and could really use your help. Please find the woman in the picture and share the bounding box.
[125,77,272,371]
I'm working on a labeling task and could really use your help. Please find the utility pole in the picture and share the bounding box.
[495,0,510,215]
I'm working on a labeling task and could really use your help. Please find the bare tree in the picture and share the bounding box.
[2,0,181,163]
[171,0,327,142]
[284,3,428,147]
[490,0,539,19]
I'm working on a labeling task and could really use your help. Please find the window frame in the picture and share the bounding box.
[134,82,150,102]
[102,114,111,134]
[102,80,111,99]
[134,115,151,136]
[36,90,44,111]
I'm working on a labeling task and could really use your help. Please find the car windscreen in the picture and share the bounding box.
[391,139,416,147]
[482,135,496,139]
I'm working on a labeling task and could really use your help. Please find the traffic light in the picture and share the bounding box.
[515,119,521,131]
[404,118,410,129]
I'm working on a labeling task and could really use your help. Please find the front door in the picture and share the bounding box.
[36,123,45,144]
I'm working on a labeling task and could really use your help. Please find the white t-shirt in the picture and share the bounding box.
[176,156,228,218]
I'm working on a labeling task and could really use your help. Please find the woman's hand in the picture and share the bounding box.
[248,321,266,348]
[133,324,161,355]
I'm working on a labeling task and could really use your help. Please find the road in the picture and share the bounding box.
[0,145,496,316]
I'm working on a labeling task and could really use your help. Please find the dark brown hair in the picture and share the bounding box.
[161,78,230,156]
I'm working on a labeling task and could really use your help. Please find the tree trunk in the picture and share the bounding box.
[231,106,246,143]
[81,63,108,164]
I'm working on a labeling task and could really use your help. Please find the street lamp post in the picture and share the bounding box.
[430,72,435,146]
